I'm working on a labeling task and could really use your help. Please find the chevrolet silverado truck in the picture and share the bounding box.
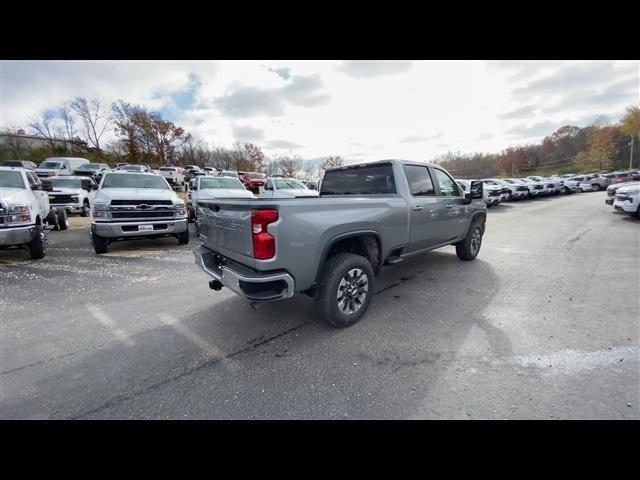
[0,166,69,259]
[90,171,189,254]
[193,160,486,328]
[47,176,97,217]
[188,175,253,222]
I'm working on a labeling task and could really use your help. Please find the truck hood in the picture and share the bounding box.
[271,189,320,198]
[0,188,31,206]
[198,189,254,199]
[96,188,178,203]
[617,184,640,194]
[34,169,61,175]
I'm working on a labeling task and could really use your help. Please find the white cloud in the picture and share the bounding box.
[1,60,638,161]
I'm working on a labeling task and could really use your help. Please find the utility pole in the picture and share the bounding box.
[630,135,635,170]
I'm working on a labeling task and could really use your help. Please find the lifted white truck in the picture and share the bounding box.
[90,171,189,254]
[0,167,69,259]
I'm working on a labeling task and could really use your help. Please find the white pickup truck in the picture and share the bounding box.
[159,166,186,191]
[90,171,189,254]
[188,175,253,222]
[47,176,97,217]
[0,167,69,259]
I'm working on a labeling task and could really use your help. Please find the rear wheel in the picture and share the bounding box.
[46,210,58,228]
[56,209,69,230]
[456,220,484,261]
[81,200,90,217]
[28,224,46,259]
[315,253,374,328]
[592,184,601,191]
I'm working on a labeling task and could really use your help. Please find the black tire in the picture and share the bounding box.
[177,229,189,245]
[81,200,90,217]
[92,230,108,254]
[592,184,601,192]
[28,224,46,259]
[188,206,195,223]
[456,220,484,261]
[314,253,375,328]
[46,210,58,229]
[56,209,69,230]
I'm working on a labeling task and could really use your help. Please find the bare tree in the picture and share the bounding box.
[58,102,77,142]
[319,155,344,177]
[278,155,303,177]
[70,96,112,150]
[28,112,60,149]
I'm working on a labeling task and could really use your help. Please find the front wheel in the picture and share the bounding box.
[592,184,601,192]
[92,231,108,254]
[456,221,484,261]
[176,229,189,245]
[315,253,374,328]
[28,224,46,259]
[81,201,90,217]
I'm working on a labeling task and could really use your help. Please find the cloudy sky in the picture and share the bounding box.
[1,60,638,162]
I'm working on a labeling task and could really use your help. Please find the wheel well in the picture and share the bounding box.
[325,234,381,274]
[35,215,42,225]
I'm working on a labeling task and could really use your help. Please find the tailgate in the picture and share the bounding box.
[197,200,254,260]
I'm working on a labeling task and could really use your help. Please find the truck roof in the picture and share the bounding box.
[324,159,439,172]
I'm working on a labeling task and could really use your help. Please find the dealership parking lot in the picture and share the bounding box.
[0,192,638,419]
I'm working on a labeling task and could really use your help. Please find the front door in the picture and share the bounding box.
[431,167,468,242]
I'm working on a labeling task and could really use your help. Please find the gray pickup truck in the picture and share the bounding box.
[193,160,486,327]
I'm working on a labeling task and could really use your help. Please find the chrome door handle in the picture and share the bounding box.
[412,205,424,211]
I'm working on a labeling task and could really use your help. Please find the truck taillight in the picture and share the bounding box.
[251,209,278,259]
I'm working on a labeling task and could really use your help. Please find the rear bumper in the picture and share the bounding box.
[193,245,295,302]
[0,225,36,247]
[92,218,188,238]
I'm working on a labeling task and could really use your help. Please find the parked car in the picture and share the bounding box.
[527,176,556,196]
[34,157,90,178]
[218,170,239,178]
[188,175,253,222]
[0,167,69,259]
[482,179,519,201]
[194,160,486,328]
[73,162,110,183]
[479,180,506,205]
[503,178,532,199]
[562,176,590,193]
[90,171,188,254]
[519,178,545,197]
[238,171,267,192]
[588,173,610,191]
[2,160,38,170]
[261,177,320,198]
[613,184,640,217]
[116,164,151,173]
[47,176,97,217]
[606,181,640,206]
[158,166,186,191]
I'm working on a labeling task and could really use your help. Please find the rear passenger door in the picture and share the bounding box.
[431,167,468,242]
[403,164,445,252]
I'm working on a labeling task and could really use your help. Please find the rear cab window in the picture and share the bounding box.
[403,165,435,196]
[321,163,396,195]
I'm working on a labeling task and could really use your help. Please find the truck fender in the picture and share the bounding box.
[314,230,383,284]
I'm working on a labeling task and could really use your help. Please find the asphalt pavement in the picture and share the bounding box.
[0,191,638,419]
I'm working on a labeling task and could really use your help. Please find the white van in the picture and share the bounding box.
[34,157,90,178]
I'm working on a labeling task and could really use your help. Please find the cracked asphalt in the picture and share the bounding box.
[1,191,638,419]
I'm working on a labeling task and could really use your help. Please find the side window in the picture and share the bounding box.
[266,180,274,190]
[433,169,461,197]
[403,165,435,196]
[26,172,40,187]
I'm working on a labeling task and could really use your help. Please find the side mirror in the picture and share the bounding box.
[470,181,483,200]
[41,180,53,192]
[32,184,43,191]
[463,193,472,205]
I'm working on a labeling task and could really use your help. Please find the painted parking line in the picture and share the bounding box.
[85,303,135,347]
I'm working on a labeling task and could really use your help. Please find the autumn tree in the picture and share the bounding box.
[573,126,618,172]
[28,112,60,149]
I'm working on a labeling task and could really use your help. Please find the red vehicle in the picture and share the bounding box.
[238,171,267,192]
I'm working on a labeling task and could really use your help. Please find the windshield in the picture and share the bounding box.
[78,164,101,170]
[274,179,306,190]
[0,171,26,189]
[50,178,84,189]
[119,165,145,171]
[200,177,245,189]
[39,161,63,169]
[102,173,169,190]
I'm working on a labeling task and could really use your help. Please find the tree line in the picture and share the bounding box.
[436,106,639,179]
[2,96,637,180]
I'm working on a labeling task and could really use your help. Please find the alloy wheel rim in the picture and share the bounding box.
[470,227,482,255]
[336,268,369,314]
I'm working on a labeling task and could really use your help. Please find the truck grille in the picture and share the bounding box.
[615,195,628,202]
[110,200,173,206]
[516,186,528,192]
[49,194,77,204]
[533,185,543,190]
[111,211,175,219]
[489,190,501,196]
